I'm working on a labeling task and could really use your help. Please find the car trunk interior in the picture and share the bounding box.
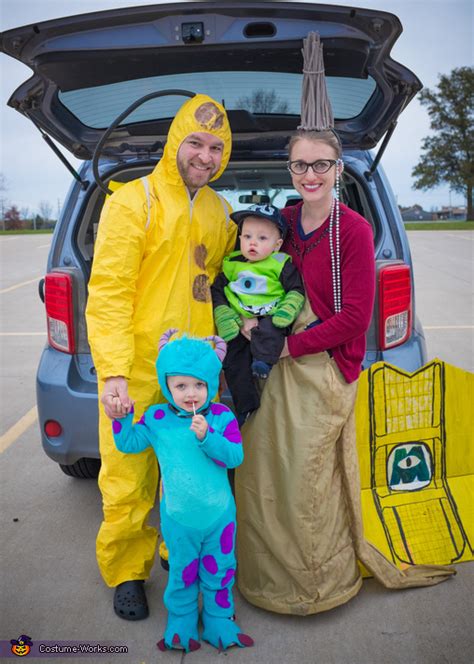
[75,160,378,271]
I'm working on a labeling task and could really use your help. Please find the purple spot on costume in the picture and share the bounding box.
[223,419,242,444]
[182,558,199,587]
[220,522,235,554]
[209,426,215,433]
[210,403,228,416]
[137,414,146,425]
[212,458,226,467]
[221,568,235,587]
[154,409,165,420]
[112,420,122,434]
[215,588,231,608]
[202,555,218,574]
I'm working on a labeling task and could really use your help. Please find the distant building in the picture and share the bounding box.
[399,204,433,221]
[398,204,467,221]
[433,206,467,220]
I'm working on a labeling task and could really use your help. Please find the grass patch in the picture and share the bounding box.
[0,229,54,235]
[404,221,474,231]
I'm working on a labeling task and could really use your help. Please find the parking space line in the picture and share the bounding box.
[0,277,41,294]
[37,244,51,249]
[444,233,473,241]
[424,325,473,329]
[0,332,46,336]
[0,406,38,454]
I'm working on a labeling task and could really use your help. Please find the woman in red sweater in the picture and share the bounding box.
[282,130,375,381]
[235,128,375,615]
[235,129,452,616]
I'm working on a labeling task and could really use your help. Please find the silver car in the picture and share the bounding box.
[1,1,426,478]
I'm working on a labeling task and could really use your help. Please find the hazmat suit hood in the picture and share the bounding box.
[157,336,222,414]
[156,94,232,187]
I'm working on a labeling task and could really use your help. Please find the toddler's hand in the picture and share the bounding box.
[214,305,241,342]
[190,414,209,441]
[111,395,132,418]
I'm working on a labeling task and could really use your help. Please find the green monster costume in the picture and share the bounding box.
[212,227,304,419]
[222,250,290,318]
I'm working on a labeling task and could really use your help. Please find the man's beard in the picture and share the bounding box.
[177,160,217,192]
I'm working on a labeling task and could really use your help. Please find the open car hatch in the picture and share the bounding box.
[1,1,422,159]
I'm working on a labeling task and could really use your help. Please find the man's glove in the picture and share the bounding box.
[272,291,305,328]
[214,305,242,342]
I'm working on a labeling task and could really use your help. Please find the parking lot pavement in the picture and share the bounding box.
[1,233,473,663]
[0,235,49,433]
[408,230,474,373]
[2,421,474,663]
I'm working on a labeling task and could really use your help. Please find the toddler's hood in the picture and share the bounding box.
[156,336,222,413]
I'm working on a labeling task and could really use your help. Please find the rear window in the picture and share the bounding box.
[58,71,376,129]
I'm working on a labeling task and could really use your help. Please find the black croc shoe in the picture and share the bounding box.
[113,580,149,621]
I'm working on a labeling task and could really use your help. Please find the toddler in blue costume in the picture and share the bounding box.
[112,330,253,652]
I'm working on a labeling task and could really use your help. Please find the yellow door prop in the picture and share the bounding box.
[356,359,473,567]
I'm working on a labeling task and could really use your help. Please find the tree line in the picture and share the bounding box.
[412,66,473,220]
[0,66,471,226]
[0,175,57,230]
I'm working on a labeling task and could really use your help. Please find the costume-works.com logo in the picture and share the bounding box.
[10,635,33,657]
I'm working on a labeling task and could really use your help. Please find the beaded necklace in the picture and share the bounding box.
[329,170,342,313]
[288,205,330,257]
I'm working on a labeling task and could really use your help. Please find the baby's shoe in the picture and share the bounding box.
[251,359,271,379]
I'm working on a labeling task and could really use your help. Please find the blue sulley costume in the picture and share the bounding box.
[112,330,253,652]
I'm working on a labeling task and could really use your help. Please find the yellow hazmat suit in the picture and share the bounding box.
[86,94,236,587]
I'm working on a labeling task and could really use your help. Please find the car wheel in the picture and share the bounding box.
[59,458,101,479]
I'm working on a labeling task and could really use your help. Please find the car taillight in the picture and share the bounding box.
[378,264,412,350]
[44,273,75,354]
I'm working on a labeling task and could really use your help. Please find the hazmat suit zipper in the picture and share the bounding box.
[186,188,199,332]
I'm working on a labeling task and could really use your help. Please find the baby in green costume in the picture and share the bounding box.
[211,204,304,422]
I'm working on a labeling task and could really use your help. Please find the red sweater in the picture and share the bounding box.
[282,202,375,383]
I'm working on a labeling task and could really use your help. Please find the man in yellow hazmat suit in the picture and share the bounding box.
[86,94,236,620]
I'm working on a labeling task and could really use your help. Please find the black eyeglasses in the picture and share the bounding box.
[287,159,338,175]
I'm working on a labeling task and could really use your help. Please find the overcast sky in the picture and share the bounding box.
[1,0,472,215]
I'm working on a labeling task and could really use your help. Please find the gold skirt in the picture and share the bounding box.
[235,299,454,615]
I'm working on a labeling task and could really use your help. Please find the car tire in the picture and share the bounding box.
[59,457,101,479]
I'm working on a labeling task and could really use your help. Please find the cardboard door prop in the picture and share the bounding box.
[356,360,473,567]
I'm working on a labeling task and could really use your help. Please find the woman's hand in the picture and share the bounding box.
[190,414,209,441]
[240,316,258,340]
[280,340,290,358]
